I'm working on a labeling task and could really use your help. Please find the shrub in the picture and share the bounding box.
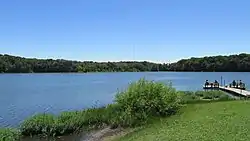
[0,128,20,141]
[114,78,180,127]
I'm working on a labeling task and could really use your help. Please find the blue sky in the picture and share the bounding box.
[1,0,250,63]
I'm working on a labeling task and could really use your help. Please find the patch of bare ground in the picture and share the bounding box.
[81,127,131,141]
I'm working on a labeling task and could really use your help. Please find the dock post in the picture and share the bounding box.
[220,76,223,86]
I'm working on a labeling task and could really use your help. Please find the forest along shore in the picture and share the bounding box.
[1,53,250,73]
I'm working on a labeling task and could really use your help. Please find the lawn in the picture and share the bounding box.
[116,101,250,141]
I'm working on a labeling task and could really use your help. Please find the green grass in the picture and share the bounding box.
[20,107,109,137]
[0,128,20,141]
[178,90,233,104]
[117,100,250,141]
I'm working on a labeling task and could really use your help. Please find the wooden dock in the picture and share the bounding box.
[203,85,250,97]
[219,86,250,97]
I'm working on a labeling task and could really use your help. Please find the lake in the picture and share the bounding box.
[0,72,249,127]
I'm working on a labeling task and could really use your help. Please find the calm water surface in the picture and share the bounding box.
[0,72,249,127]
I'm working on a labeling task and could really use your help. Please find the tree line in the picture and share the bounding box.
[1,53,250,73]
[169,53,250,72]
[0,54,168,73]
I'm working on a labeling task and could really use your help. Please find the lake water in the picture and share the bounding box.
[0,72,249,127]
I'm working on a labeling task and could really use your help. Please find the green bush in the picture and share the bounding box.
[0,128,20,141]
[114,78,180,127]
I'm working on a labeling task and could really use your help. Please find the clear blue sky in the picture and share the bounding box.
[1,0,250,63]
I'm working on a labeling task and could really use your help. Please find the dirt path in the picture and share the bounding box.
[81,127,125,141]
[21,127,128,141]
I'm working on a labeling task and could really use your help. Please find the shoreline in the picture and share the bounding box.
[0,90,235,139]
[0,79,241,140]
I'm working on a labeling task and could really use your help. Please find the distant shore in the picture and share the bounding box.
[1,53,250,73]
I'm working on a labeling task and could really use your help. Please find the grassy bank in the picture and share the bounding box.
[117,100,250,141]
[0,129,20,141]
[0,79,235,140]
